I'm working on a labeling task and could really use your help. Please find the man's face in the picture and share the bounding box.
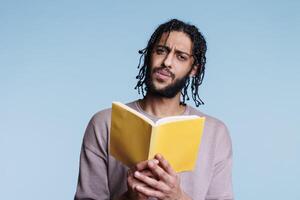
[146,31,197,98]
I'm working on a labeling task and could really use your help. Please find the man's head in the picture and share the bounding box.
[145,31,197,99]
[135,19,207,107]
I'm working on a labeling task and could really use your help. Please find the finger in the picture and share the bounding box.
[127,173,148,191]
[135,184,165,199]
[135,159,159,171]
[127,177,149,199]
[136,169,159,180]
[134,160,148,171]
[140,169,156,178]
[147,159,172,184]
[134,170,169,191]
[155,154,176,176]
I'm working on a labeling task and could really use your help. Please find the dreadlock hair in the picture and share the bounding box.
[134,19,207,107]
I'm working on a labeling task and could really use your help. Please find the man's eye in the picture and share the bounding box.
[156,48,167,55]
[177,54,187,61]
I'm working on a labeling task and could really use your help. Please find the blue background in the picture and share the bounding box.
[1,0,299,199]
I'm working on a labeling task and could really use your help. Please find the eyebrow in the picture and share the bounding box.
[156,45,193,57]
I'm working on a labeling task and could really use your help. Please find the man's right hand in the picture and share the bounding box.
[125,159,159,200]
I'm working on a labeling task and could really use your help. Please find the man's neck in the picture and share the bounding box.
[139,93,186,118]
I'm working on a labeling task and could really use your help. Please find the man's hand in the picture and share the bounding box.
[133,154,191,200]
[125,159,159,200]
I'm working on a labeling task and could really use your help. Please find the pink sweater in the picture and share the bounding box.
[74,100,234,200]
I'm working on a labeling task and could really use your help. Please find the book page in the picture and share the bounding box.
[155,115,200,126]
[149,117,205,172]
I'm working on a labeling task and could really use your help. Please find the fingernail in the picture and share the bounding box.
[148,160,154,167]
[153,159,159,164]
[134,171,140,177]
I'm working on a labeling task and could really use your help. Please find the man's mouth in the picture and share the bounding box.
[153,68,174,81]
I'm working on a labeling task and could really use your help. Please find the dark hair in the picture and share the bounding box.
[135,19,207,107]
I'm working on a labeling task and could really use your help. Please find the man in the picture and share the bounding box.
[75,19,233,200]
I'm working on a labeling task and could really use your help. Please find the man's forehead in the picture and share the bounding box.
[156,31,193,54]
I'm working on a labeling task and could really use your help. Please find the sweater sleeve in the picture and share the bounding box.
[74,115,110,200]
[205,123,234,200]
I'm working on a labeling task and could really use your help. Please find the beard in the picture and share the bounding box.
[145,66,190,98]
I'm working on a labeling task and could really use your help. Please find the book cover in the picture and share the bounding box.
[110,102,205,172]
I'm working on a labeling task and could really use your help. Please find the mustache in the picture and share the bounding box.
[152,66,175,79]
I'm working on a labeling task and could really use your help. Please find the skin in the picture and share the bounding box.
[123,31,198,200]
[141,31,198,118]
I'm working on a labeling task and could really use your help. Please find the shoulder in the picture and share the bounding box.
[90,107,112,126]
[187,106,233,162]
[82,107,112,151]
[187,106,229,133]
[89,100,138,126]
[82,100,139,155]
[187,106,232,148]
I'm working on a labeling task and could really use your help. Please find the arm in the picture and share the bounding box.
[74,118,110,200]
[205,124,234,200]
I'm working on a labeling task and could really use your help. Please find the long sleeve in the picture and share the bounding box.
[205,123,234,200]
[74,116,110,200]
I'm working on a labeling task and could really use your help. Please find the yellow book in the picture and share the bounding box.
[110,102,205,172]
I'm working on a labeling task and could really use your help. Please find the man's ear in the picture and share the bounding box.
[189,64,199,77]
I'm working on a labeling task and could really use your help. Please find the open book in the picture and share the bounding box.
[109,102,205,172]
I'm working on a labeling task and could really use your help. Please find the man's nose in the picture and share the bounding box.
[163,52,174,68]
